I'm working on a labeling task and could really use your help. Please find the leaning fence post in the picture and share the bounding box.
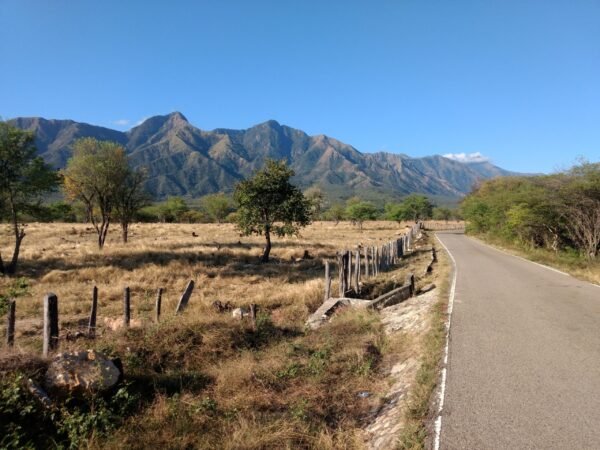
[155,288,163,322]
[324,261,331,300]
[337,252,345,297]
[175,280,195,314]
[346,250,352,292]
[6,299,15,347]
[123,287,131,327]
[88,286,98,338]
[249,303,257,330]
[406,273,415,297]
[43,293,59,357]
[355,250,361,293]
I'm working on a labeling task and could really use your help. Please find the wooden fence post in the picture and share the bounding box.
[406,273,415,297]
[249,304,257,330]
[355,250,360,293]
[123,287,131,327]
[176,280,195,314]
[43,293,59,357]
[6,299,15,348]
[324,261,331,300]
[338,252,345,297]
[346,250,352,292]
[88,286,98,338]
[155,288,163,322]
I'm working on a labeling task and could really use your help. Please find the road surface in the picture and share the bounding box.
[436,232,600,449]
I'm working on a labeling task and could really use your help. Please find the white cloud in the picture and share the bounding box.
[443,152,490,163]
[112,119,131,127]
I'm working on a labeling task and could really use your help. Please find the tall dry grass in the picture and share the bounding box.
[1,220,437,448]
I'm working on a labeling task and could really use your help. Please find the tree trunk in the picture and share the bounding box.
[261,226,272,263]
[6,203,25,275]
[121,222,129,243]
[98,218,110,249]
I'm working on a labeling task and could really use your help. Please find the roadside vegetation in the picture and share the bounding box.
[461,161,600,283]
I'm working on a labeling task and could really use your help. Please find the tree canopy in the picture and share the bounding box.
[233,159,311,262]
[461,162,600,259]
[0,122,58,274]
[63,138,146,248]
[345,197,378,229]
[385,194,434,222]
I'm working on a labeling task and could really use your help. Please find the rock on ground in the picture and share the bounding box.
[44,350,121,396]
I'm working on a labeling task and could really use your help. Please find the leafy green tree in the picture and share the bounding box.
[432,206,453,222]
[63,138,144,248]
[0,123,59,274]
[233,159,311,262]
[324,203,346,224]
[345,199,378,230]
[160,197,190,222]
[559,162,600,259]
[304,187,327,220]
[201,193,232,223]
[114,168,148,242]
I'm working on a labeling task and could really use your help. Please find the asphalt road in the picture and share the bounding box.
[436,232,600,450]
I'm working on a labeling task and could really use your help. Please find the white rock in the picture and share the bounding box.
[44,350,121,396]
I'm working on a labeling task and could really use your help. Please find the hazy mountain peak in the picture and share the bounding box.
[10,113,518,201]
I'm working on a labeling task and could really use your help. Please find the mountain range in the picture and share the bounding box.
[8,112,516,203]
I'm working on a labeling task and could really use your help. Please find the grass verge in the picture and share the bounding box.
[397,235,451,449]
[470,232,600,285]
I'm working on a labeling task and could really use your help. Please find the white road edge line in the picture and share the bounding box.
[475,238,600,290]
[433,234,457,450]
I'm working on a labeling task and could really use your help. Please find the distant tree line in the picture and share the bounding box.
[461,161,600,260]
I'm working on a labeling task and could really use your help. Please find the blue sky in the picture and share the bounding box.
[1,0,598,173]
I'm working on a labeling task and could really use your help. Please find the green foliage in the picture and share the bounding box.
[233,159,311,262]
[0,122,59,274]
[43,201,77,222]
[63,137,147,247]
[432,206,455,221]
[462,162,600,259]
[0,277,29,317]
[344,198,378,229]
[0,374,139,449]
[385,194,434,222]
[200,193,233,223]
[322,203,346,223]
[304,187,327,220]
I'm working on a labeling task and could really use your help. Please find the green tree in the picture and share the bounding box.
[201,193,232,223]
[432,206,453,222]
[0,123,59,274]
[63,138,135,248]
[304,187,327,220]
[114,168,148,242]
[325,203,346,224]
[345,198,378,230]
[386,195,434,222]
[233,159,311,262]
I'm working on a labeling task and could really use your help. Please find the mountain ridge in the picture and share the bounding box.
[8,112,518,202]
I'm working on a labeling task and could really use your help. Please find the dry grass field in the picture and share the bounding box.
[0,221,442,449]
